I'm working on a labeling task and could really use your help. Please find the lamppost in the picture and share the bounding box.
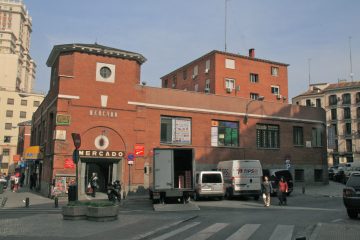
[243,96,265,125]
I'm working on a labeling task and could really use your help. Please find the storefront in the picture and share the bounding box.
[23,146,43,190]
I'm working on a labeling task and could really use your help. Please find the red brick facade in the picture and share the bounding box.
[31,44,326,197]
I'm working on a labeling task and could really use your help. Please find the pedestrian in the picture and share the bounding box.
[90,172,98,197]
[278,177,289,205]
[30,173,37,190]
[20,173,25,187]
[262,176,272,207]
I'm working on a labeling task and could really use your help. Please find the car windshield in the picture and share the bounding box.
[202,174,222,183]
[346,174,360,186]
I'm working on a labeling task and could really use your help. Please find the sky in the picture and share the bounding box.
[24,0,360,100]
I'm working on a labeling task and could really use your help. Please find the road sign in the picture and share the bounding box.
[134,144,145,157]
[127,153,134,165]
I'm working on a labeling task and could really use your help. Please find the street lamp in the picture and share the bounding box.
[243,96,265,124]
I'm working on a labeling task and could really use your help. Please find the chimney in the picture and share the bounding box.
[249,48,255,58]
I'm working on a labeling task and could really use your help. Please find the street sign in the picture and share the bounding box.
[127,153,134,165]
[134,144,145,157]
[71,133,81,149]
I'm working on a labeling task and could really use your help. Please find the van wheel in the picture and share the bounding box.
[347,209,358,219]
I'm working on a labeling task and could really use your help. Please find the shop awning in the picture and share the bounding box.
[24,146,43,160]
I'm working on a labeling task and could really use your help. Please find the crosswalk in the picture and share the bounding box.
[142,222,297,240]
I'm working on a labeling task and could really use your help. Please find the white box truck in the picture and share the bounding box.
[149,148,194,204]
[217,160,263,200]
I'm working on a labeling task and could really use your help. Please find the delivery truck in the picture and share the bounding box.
[149,148,195,204]
[217,160,263,200]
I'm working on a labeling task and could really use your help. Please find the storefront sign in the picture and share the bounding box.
[134,144,145,157]
[24,146,43,160]
[79,150,124,158]
[64,158,75,169]
[89,109,118,118]
[56,114,71,125]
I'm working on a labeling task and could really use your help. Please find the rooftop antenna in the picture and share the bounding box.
[224,0,229,52]
[308,58,311,87]
[349,36,354,81]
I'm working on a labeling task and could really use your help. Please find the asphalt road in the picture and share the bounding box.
[0,192,358,240]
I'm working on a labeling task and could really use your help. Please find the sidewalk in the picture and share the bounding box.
[293,180,344,197]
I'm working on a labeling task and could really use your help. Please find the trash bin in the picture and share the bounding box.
[68,185,77,202]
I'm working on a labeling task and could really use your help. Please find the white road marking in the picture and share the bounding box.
[150,222,200,240]
[269,225,294,240]
[226,224,261,240]
[184,223,228,240]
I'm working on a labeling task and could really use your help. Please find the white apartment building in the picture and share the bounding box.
[293,81,360,166]
[0,0,35,93]
[0,0,44,174]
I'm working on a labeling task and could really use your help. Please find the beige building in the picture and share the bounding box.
[0,0,44,174]
[0,0,35,93]
[293,81,360,166]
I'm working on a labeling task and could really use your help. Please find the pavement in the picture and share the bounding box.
[0,181,358,240]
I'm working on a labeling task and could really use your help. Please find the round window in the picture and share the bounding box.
[100,66,112,79]
[94,135,109,150]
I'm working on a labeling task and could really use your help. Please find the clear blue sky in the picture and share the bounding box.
[25,0,360,100]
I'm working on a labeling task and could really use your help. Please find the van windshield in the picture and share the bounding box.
[202,174,222,183]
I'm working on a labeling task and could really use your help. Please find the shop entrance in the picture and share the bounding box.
[85,161,113,193]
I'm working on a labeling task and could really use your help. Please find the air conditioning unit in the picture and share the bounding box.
[226,87,232,93]
[205,68,209,74]
[204,88,210,93]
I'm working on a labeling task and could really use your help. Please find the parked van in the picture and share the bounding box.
[217,160,263,200]
[194,171,225,201]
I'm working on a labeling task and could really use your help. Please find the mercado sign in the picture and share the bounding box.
[78,150,124,158]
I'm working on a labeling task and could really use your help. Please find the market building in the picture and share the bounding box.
[31,43,327,197]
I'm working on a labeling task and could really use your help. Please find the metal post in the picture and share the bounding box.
[128,164,131,195]
[76,162,78,201]
[25,197,29,208]
[54,197,58,208]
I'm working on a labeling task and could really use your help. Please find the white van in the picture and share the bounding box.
[194,171,225,201]
[217,160,263,200]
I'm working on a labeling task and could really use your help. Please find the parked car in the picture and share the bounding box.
[334,167,345,183]
[343,172,360,219]
[263,169,294,196]
[328,166,336,180]
[193,171,225,201]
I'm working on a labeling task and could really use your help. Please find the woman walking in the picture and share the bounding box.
[90,172,98,197]
[278,177,289,205]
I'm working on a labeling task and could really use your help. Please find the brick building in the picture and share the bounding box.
[161,49,289,103]
[31,43,326,197]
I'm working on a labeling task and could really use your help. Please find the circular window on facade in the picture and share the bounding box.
[94,135,109,150]
[100,66,112,79]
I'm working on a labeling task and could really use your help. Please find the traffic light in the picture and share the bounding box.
[71,133,81,149]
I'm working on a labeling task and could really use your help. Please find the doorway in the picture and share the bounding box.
[85,162,113,193]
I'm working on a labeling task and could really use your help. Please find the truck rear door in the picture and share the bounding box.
[154,149,173,190]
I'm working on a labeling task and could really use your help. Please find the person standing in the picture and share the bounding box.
[278,177,289,205]
[262,176,272,207]
[90,172,98,197]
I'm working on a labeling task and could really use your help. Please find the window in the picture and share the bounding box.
[331,124,338,135]
[331,108,337,120]
[356,92,360,103]
[6,110,13,117]
[225,78,235,89]
[294,169,304,182]
[4,136,11,143]
[33,101,40,107]
[306,99,312,107]
[7,98,14,105]
[211,120,239,147]
[311,127,323,147]
[357,107,360,119]
[21,99,27,106]
[314,169,323,182]
[5,123,12,130]
[20,111,26,118]
[271,66,279,76]
[250,73,259,83]
[316,98,321,107]
[172,75,177,88]
[205,79,210,91]
[329,95,337,106]
[193,65,199,77]
[2,148,10,156]
[346,155,354,163]
[346,139,352,152]
[205,60,210,72]
[225,59,235,69]
[293,126,304,146]
[344,107,351,120]
[271,86,279,95]
[344,122,352,136]
[194,84,198,92]
[163,79,168,88]
[100,66,112,79]
[256,124,280,149]
[342,93,351,105]
[182,69,187,80]
[250,93,260,100]
[160,116,191,144]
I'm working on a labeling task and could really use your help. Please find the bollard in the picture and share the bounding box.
[54,197,58,208]
[302,185,305,194]
[25,197,29,208]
